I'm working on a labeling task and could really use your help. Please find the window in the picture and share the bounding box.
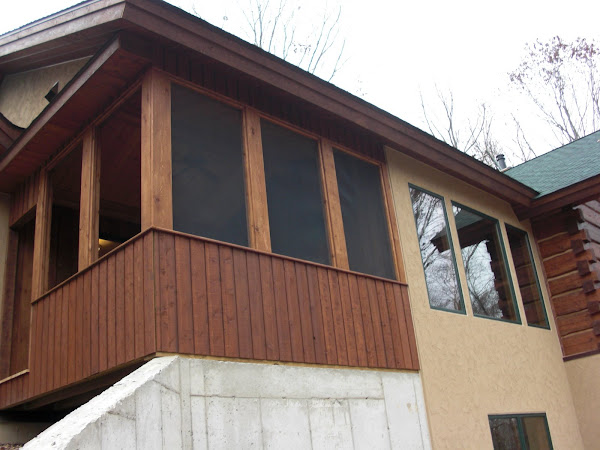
[505,225,549,328]
[171,83,248,246]
[334,149,395,279]
[489,414,553,450]
[452,203,520,322]
[261,119,330,264]
[409,186,464,312]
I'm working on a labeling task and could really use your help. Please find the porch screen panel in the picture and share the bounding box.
[171,84,248,246]
[334,149,395,279]
[261,119,330,264]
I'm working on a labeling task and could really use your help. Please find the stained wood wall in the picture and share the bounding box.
[0,228,418,410]
[533,201,600,358]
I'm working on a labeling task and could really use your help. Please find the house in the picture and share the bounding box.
[0,0,595,448]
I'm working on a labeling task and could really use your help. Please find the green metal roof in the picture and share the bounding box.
[505,130,600,198]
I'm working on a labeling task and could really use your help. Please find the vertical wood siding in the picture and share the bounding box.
[9,171,40,226]
[0,228,418,409]
[153,229,418,370]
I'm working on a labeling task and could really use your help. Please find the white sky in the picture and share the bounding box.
[1,0,599,163]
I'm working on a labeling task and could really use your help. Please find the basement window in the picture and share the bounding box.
[452,203,520,322]
[505,225,550,328]
[409,186,464,312]
[489,414,553,449]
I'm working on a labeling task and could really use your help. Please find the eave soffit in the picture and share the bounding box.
[0,0,537,209]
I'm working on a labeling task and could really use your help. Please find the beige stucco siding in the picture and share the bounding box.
[0,58,89,128]
[565,354,600,449]
[387,149,583,449]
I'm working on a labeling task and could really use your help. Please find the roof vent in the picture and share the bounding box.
[45,82,59,103]
[496,153,507,171]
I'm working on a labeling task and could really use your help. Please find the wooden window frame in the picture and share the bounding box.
[169,74,405,281]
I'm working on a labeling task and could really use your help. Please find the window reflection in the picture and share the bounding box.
[452,204,519,321]
[506,225,549,328]
[409,187,463,311]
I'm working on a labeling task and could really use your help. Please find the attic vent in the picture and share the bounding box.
[45,82,59,102]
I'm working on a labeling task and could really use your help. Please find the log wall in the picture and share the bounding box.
[533,201,600,358]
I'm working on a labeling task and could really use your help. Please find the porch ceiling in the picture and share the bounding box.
[0,35,148,192]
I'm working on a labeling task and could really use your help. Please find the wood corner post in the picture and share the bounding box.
[79,127,101,270]
[243,107,271,252]
[141,68,173,231]
[31,169,53,300]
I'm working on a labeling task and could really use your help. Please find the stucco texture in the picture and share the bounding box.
[565,354,600,449]
[386,150,583,449]
[0,58,89,128]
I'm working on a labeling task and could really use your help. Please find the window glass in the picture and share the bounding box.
[409,186,463,311]
[506,225,549,328]
[489,417,522,450]
[261,119,330,264]
[489,414,553,450]
[522,416,553,450]
[452,203,519,321]
[171,84,248,246]
[334,149,395,279]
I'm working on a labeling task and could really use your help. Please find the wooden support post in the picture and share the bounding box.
[79,128,101,270]
[381,163,407,283]
[141,68,173,230]
[31,169,52,300]
[319,140,349,269]
[243,108,271,252]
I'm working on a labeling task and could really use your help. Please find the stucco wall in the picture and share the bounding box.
[24,356,431,449]
[0,193,10,322]
[565,354,600,449]
[0,58,89,128]
[386,150,583,449]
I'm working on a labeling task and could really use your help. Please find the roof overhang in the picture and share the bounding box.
[517,173,600,220]
[0,34,149,191]
[0,0,538,210]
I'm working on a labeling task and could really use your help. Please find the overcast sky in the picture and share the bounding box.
[2,0,599,163]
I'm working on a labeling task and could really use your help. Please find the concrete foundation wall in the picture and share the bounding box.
[0,58,89,128]
[565,354,600,449]
[23,356,431,449]
[387,150,584,449]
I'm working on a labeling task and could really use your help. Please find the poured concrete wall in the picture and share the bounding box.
[387,150,583,449]
[565,354,600,449]
[0,58,89,128]
[24,356,431,449]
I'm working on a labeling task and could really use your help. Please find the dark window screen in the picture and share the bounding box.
[334,149,395,279]
[261,120,330,264]
[171,84,248,246]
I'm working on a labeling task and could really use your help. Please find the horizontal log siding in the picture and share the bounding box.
[0,228,418,409]
[532,201,600,359]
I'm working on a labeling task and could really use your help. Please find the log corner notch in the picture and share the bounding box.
[533,202,600,359]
